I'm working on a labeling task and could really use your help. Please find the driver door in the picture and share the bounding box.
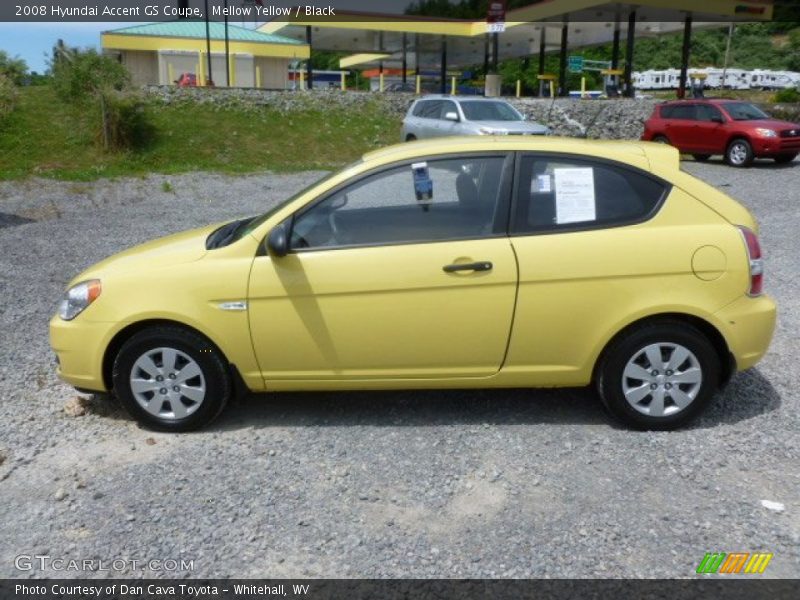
[247,154,518,383]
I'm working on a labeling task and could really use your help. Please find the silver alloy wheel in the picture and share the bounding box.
[129,347,206,420]
[728,141,749,166]
[622,343,702,417]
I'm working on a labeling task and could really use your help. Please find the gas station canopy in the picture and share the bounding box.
[259,0,773,71]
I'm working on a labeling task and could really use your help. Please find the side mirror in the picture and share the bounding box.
[711,115,724,124]
[266,222,289,258]
[444,111,460,122]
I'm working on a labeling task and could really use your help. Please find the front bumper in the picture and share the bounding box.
[713,294,777,371]
[49,315,115,392]
[751,136,800,157]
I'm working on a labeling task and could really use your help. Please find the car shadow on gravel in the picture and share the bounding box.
[0,212,36,229]
[217,386,607,430]
[692,368,782,430]
[207,368,780,431]
[685,157,798,170]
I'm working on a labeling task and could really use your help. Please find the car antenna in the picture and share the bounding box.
[545,93,558,132]
[581,104,608,139]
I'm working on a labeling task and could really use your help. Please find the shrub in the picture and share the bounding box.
[52,48,129,103]
[98,90,154,151]
[773,87,800,104]
[0,50,27,86]
[0,73,17,119]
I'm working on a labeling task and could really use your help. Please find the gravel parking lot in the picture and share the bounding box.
[0,157,797,579]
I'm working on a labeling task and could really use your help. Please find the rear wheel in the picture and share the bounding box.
[652,135,670,144]
[692,154,711,162]
[597,321,720,430]
[725,138,754,167]
[774,153,797,164]
[113,326,231,432]
[405,134,417,142]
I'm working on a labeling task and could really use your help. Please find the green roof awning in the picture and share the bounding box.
[105,21,304,45]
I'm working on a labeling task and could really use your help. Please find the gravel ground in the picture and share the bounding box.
[0,158,798,579]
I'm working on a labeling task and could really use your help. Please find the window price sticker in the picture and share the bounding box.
[554,168,596,223]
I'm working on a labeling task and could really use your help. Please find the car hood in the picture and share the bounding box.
[69,223,219,286]
[471,120,549,134]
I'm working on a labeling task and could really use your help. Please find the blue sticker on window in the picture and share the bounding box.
[411,162,433,202]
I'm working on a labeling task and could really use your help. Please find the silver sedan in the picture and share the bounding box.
[401,96,550,141]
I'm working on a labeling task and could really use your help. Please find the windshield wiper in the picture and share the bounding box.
[206,217,255,250]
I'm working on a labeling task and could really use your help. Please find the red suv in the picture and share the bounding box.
[642,99,800,167]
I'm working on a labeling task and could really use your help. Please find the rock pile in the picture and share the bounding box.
[142,85,660,140]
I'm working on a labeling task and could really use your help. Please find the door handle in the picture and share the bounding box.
[443,261,493,273]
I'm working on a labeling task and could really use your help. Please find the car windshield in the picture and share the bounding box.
[721,102,770,121]
[210,167,356,248]
[460,101,523,122]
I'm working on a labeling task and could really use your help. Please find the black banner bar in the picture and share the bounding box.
[1,579,799,600]
[2,0,799,23]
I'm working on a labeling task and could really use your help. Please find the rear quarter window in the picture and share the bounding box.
[413,100,443,119]
[512,155,669,235]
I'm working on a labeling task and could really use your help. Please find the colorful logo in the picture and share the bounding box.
[696,552,773,574]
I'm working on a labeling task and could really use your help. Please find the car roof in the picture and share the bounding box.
[361,136,679,175]
[415,95,510,103]
[660,98,743,106]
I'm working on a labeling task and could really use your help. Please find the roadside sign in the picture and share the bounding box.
[486,1,506,33]
[568,55,584,73]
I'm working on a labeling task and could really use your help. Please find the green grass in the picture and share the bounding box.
[0,86,402,181]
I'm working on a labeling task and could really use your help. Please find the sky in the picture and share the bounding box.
[0,23,141,73]
[0,1,415,74]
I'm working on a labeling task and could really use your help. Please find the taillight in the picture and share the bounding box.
[738,226,763,296]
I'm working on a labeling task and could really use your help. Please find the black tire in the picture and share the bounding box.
[405,134,417,142]
[692,154,711,162]
[725,138,754,167]
[652,135,670,144]
[112,326,231,432]
[774,153,797,164]
[596,320,721,431]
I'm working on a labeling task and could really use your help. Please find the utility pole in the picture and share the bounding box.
[721,23,735,89]
[224,0,230,86]
[203,0,214,85]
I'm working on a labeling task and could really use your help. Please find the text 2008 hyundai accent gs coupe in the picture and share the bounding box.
[50,137,776,432]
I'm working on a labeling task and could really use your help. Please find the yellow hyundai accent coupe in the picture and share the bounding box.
[50,137,776,432]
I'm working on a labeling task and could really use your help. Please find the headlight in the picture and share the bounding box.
[58,280,102,321]
[754,128,777,138]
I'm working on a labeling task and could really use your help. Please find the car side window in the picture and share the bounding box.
[414,100,443,119]
[412,101,428,117]
[660,105,674,119]
[439,100,458,120]
[670,104,696,120]
[290,155,509,250]
[512,155,667,234]
[696,105,722,122]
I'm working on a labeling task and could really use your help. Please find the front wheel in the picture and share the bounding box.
[774,153,797,164]
[597,321,720,430]
[112,326,231,432]
[725,138,754,167]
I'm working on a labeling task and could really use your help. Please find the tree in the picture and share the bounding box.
[50,47,129,102]
[0,50,28,86]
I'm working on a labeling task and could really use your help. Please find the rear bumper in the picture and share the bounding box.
[713,294,777,371]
